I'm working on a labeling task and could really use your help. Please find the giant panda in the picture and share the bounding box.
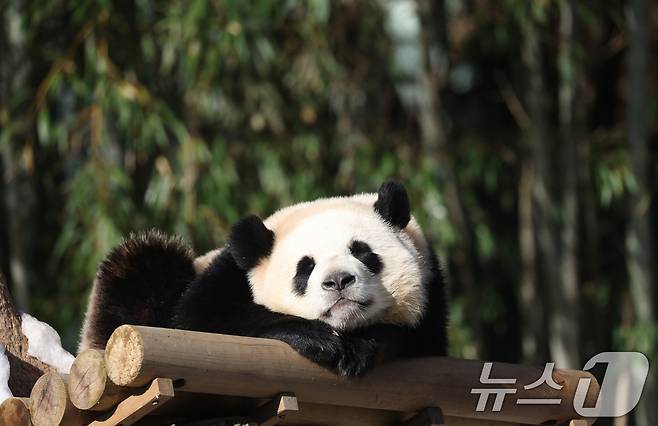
[79,180,448,376]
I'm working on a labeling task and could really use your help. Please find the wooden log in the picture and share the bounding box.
[29,372,93,426]
[67,349,130,411]
[105,326,600,425]
[0,397,32,425]
[89,378,174,426]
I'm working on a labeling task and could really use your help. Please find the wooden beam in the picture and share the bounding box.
[280,401,399,425]
[104,325,599,425]
[249,393,298,426]
[89,378,174,426]
[274,402,532,426]
[68,349,131,411]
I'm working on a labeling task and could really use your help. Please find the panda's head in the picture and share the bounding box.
[228,180,431,330]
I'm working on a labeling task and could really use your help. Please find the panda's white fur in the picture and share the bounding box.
[79,181,447,375]
[198,193,433,330]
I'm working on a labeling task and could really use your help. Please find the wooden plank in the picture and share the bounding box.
[104,325,600,425]
[90,378,174,426]
[278,402,530,426]
[280,402,398,425]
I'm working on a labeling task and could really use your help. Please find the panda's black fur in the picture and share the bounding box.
[80,181,448,376]
[80,232,196,350]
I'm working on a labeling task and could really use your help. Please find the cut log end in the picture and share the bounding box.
[30,372,68,426]
[69,349,131,412]
[68,349,106,410]
[30,372,94,426]
[0,397,32,426]
[105,325,144,387]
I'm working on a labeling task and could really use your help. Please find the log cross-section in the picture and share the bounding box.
[30,372,93,426]
[68,349,131,411]
[0,397,32,426]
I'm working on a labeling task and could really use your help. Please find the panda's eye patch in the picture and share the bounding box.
[350,240,383,274]
[293,256,315,296]
[349,240,372,255]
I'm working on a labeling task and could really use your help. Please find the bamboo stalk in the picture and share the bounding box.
[105,325,599,425]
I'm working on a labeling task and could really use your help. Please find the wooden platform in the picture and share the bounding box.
[2,325,601,425]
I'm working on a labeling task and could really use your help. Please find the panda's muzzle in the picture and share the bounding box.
[322,296,373,319]
[321,271,356,291]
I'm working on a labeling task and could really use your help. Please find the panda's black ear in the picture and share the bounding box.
[228,215,275,270]
[374,179,411,229]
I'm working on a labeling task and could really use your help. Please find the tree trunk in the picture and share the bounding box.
[625,0,656,423]
[518,158,544,363]
[555,0,580,369]
[0,0,31,313]
[521,3,580,369]
[0,274,55,396]
[416,0,482,358]
[520,7,558,365]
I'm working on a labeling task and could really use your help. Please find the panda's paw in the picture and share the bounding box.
[333,336,379,376]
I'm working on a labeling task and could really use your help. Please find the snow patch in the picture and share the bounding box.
[20,312,74,374]
[0,345,12,404]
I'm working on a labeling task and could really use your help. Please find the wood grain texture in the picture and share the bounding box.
[104,325,599,425]
[29,372,93,426]
[250,393,299,426]
[89,378,174,426]
[0,397,32,426]
[68,349,130,411]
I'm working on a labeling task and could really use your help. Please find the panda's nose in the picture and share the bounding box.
[321,271,356,291]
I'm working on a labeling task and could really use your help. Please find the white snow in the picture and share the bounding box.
[0,345,12,404]
[20,312,74,374]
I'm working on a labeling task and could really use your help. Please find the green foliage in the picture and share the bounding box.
[1,0,655,376]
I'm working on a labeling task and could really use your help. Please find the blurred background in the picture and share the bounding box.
[0,0,656,423]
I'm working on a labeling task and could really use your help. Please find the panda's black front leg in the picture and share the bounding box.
[174,251,379,376]
[256,315,380,376]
